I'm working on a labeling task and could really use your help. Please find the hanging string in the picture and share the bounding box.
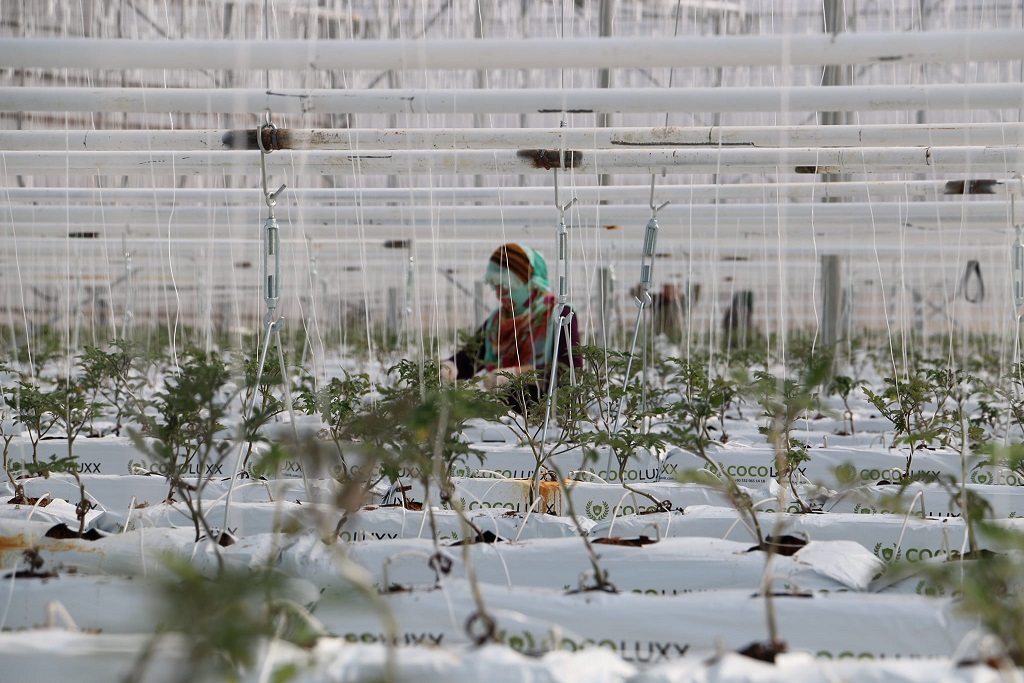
[222,111,304,535]
[1012,187,1024,321]
[961,260,985,304]
[121,234,135,339]
[539,163,578,446]
[612,177,669,432]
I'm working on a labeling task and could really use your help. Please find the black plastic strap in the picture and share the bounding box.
[962,259,984,303]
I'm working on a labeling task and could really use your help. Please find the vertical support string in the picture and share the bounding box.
[121,234,134,339]
[254,111,298,438]
[540,166,578,448]
[612,176,669,432]
[223,112,306,536]
[1011,177,1024,402]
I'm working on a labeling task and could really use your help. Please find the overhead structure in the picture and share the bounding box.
[1,0,1022,346]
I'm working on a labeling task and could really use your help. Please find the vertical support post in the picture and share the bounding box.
[473,1,489,190]
[385,0,399,191]
[821,254,845,350]
[821,0,854,186]
[597,0,615,191]
[120,234,134,339]
[595,265,617,348]
[404,242,416,353]
[820,0,853,369]
[473,280,488,328]
[387,286,401,341]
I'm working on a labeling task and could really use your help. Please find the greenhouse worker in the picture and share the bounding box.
[440,242,580,407]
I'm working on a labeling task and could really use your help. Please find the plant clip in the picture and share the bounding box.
[593,535,656,547]
[567,570,619,595]
[449,530,504,546]
[464,610,497,646]
[539,469,558,482]
[639,499,673,515]
[737,638,788,663]
[428,551,453,576]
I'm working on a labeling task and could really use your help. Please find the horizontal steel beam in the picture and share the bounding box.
[4,123,1023,152]
[3,147,1024,176]
[4,83,1021,115]
[0,238,1006,265]
[3,179,1016,205]
[4,201,1013,231]
[1,30,1019,71]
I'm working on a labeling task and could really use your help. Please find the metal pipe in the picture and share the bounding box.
[3,146,1023,176]
[4,83,1022,115]
[1,178,1012,204]
[0,237,1008,259]
[4,122,1023,151]
[1,29,1019,70]
[4,200,1014,229]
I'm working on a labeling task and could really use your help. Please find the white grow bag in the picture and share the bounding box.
[590,505,1023,564]
[824,482,1024,518]
[311,580,980,662]
[342,536,883,594]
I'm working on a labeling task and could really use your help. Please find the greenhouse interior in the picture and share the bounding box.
[4,1,1024,681]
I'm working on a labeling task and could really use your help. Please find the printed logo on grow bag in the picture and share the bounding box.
[615,503,662,516]
[814,651,879,660]
[239,460,259,479]
[127,459,149,475]
[586,501,610,521]
[873,543,902,562]
[280,460,305,475]
[711,463,782,480]
[609,468,662,482]
[852,503,878,514]
[337,529,400,541]
[390,466,423,479]
[342,631,445,646]
[834,463,857,483]
[816,651,941,660]
[902,547,952,562]
[557,636,691,662]
[753,504,808,514]
[968,463,993,485]
[134,460,225,477]
[498,629,538,653]
[481,469,536,479]
[592,469,620,482]
[449,463,472,478]
[179,462,226,476]
[466,499,522,511]
[858,467,922,482]
[969,463,1024,487]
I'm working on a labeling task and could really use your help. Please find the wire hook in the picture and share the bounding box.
[553,168,578,221]
[258,111,286,211]
[649,174,670,217]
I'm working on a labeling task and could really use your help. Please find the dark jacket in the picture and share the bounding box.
[449,303,581,407]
